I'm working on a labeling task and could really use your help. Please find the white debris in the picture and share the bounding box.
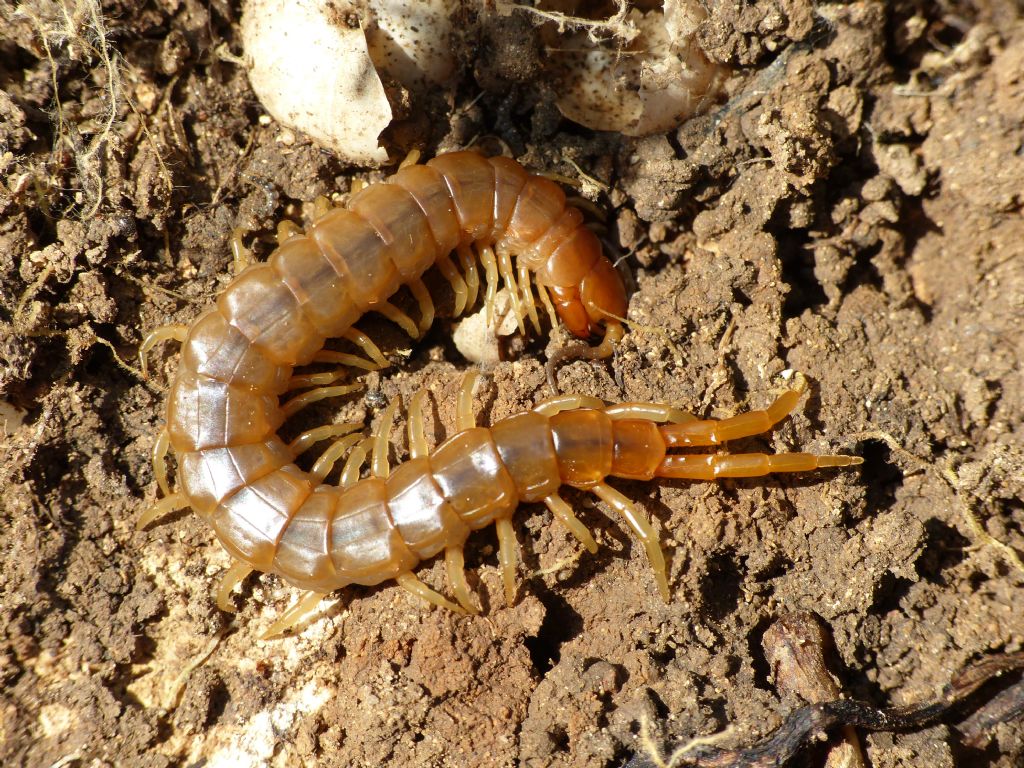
[547,1,727,136]
[453,289,520,365]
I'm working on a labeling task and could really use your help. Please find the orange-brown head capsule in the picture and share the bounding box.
[579,257,627,332]
[548,257,628,338]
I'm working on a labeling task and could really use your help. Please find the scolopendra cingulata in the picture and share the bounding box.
[138,150,863,637]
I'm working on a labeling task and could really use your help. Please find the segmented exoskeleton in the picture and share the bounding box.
[138,152,861,636]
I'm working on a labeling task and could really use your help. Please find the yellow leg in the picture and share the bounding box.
[138,324,187,378]
[216,560,255,613]
[395,572,464,613]
[533,393,605,416]
[537,283,559,327]
[408,389,430,459]
[376,301,420,339]
[457,370,481,431]
[495,516,519,605]
[409,279,435,337]
[311,349,380,371]
[340,438,373,488]
[371,400,399,479]
[543,493,598,554]
[311,433,365,481]
[399,148,422,169]
[286,369,353,391]
[343,329,388,369]
[477,243,500,328]
[437,253,468,317]
[261,590,329,639]
[591,482,669,601]
[445,546,479,614]
[457,244,480,310]
[281,384,362,418]
[151,427,172,497]
[313,195,333,220]
[518,264,541,334]
[494,247,526,335]
[276,220,303,245]
[136,492,188,530]
[289,422,362,457]
[230,227,255,273]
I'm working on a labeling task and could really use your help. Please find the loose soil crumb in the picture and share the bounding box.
[1,2,1022,767]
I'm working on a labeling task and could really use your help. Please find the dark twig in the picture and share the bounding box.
[625,651,1024,768]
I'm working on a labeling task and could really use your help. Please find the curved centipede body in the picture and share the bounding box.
[140,151,862,635]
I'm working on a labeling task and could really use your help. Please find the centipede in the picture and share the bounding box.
[138,150,862,637]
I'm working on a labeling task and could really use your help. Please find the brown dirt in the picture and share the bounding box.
[2,1,1023,767]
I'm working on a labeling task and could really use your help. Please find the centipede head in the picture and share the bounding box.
[549,257,628,339]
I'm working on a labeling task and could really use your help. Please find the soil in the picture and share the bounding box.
[1,1,1023,767]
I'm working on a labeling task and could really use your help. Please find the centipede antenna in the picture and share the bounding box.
[216,561,255,613]
[595,307,685,369]
[565,194,607,222]
[535,169,581,188]
[545,321,625,392]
